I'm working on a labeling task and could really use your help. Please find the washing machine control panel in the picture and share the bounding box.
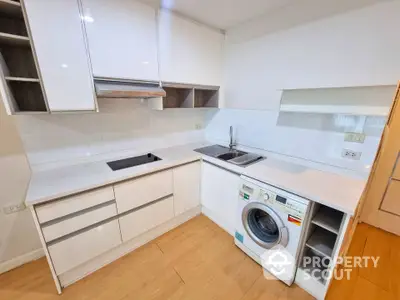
[259,189,307,219]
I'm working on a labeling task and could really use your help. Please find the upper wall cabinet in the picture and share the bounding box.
[80,0,159,82]
[158,10,223,86]
[23,0,96,112]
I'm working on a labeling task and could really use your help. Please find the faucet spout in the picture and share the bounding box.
[229,126,236,150]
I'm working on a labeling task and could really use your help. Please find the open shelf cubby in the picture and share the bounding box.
[311,205,344,234]
[7,80,46,112]
[306,225,337,258]
[163,87,194,108]
[299,247,329,285]
[194,88,218,108]
[0,1,22,17]
[0,0,48,113]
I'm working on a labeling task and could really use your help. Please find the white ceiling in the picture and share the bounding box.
[140,0,296,30]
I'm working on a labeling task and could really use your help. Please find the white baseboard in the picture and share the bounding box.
[0,248,45,274]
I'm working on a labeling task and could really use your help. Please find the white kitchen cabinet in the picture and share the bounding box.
[173,162,201,216]
[23,0,96,111]
[48,219,122,275]
[158,10,223,86]
[201,162,241,235]
[80,0,159,82]
[113,170,173,214]
[119,196,174,242]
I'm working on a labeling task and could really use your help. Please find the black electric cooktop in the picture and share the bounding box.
[107,153,162,171]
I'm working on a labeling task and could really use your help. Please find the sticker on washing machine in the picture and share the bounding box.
[288,215,302,226]
[235,231,244,243]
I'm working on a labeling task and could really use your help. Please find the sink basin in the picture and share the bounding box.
[194,145,265,167]
[217,151,246,161]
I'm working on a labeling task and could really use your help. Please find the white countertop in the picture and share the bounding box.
[26,143,367,215]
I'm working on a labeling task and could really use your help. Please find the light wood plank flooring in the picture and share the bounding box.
[0,215,313,300]
[327,222,400,300]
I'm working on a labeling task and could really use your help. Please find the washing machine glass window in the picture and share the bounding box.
[242,202,286,249]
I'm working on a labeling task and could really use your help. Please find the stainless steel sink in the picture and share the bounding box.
[194,145,264,167]
[217,150,246,161]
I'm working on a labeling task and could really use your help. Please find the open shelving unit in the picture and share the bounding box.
[295,202,346,299]
[279,85,397,116]
[0,0,48,114]
[149,82,219,110]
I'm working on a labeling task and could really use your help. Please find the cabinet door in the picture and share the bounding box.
[23,0,96,111]
[201,162,240,235]
[81,0,159,82]
[173,161,201,216]
[158,11,223,86]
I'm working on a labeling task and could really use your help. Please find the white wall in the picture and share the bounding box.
[223,1,400,110]
[16,99,216,171]
[0,102,42,271]
[206,110,385,175]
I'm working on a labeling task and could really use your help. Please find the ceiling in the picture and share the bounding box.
[140,0,296,30]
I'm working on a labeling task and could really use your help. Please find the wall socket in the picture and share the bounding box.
[341,149,362,160]
[3,203,26,215]
[344,132,365,143]
[195,124,202,130]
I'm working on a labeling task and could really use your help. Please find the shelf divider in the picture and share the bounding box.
[0,32,30,46]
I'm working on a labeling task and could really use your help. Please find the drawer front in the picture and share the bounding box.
[392,162,400,180]
[114,170,173,213]
[119,196,174,242]
[42,202,117,243]
[36,187,115,224]
[48,219,122,275]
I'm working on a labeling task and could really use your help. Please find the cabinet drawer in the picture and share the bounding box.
[42,202,117,243]
[36,187,115,224]
[48,219,121,275]
[114,170,173,213]
[119,196,174,242]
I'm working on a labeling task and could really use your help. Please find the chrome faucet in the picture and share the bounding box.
[229,126,236,150]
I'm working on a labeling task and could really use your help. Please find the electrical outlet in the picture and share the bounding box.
[195,124,202,130]
[3,203,26,215]
[341,149,362,160]
[344,132,365,143]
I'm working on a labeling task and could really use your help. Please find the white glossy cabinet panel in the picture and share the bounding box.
[42,203,117,242]
[48,219,122,275]
[158,10,223,86]
[119,196,174,242]
[81,0,159,82]
[173,162,201,216]
[201,162,240,235]
[113,170,173,214]
[23,0,96,111]
[36,187,114,224]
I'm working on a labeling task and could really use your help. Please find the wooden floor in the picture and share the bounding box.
[0,215,313,300]
[327,222,400,300]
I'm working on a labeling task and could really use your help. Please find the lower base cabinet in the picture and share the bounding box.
[48,219,122,275]
[173,161,201,216]
[119,196,174,242]
[201,162,241,235]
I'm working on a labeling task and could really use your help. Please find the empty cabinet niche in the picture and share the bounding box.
[0,0,47,114]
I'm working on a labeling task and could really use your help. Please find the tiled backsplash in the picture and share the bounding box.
[15,99,216,171]
[205,109,385,175]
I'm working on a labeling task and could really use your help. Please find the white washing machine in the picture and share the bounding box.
[235,175,311,285]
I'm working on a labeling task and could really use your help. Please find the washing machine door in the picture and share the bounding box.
[242,202,288,249]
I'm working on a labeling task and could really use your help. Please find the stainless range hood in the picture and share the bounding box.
[94,78,166,98]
